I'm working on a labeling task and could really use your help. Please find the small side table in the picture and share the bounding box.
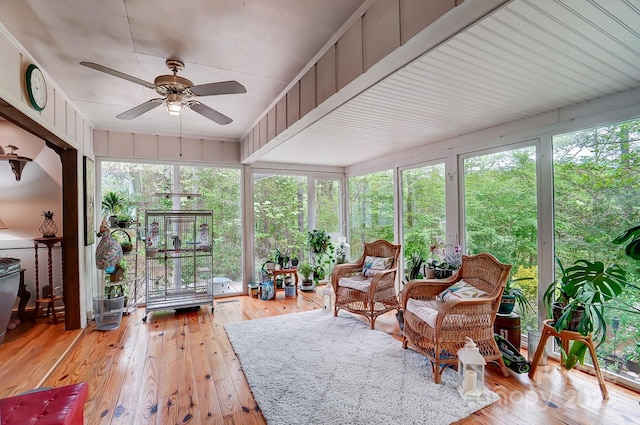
[528,319,608,400]
[494,312,521,349]
[33,237,64,324]
[260,268,299,300]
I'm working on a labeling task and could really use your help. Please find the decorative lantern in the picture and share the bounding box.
[457,337,486,400]
[38,210,58,238]
[322,282,335,312]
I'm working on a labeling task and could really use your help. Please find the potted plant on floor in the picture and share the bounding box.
[308,229,333,286]
[299,262,314,292]
[543,257,628,370]
[284,275,296,297]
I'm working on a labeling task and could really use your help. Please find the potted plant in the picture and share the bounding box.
[120,240,133,254]
[284,275,296,297]
[405,253,425,282]
[498,276,534,315]
[308,230,334,285]
[102,191,125,227]
[309,229,331,254]
[543,257,628,370]
[116,213,132,228]
[299,262,314,292]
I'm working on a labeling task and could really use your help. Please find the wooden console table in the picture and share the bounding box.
[33,237,64,324]
[528,319,608,400]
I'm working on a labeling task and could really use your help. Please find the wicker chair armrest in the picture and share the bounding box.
[369,268,397,294]
[331,263,363,290]
[434,296,498,329]
[401,280,452,308]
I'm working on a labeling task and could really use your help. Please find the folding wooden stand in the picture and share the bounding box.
[528,319,608,400]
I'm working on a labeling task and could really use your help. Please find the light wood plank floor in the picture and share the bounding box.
[1,287,639,424]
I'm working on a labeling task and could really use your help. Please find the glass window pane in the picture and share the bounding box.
[401,163,446,279]
[464,146,539,330]
[348,170,394,259]
[254,174,308,275]
[101,161,174,305]
[315,178,340,236]
[180,166,243,295]
[553,119,640,383]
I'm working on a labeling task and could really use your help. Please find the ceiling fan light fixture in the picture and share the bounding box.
[165,93,184,116]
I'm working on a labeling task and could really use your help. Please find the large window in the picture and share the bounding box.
[315,178,341,236]
[553,119,640,383]
[464,146,539,330]
[401,163,446,279]
[253,174,308,275]
[101,162,243,298]
[180,166,243,293]
[348,170,394,259]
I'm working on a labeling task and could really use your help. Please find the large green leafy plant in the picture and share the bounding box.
[543,258,627,369]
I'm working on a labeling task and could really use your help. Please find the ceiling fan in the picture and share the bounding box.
[80,59,246,125]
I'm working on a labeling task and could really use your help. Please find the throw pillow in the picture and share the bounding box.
[362,256,393,277]
[438,280,487,302]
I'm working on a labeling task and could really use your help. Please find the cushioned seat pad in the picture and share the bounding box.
[406,298,444,328]
[338,274,371,292]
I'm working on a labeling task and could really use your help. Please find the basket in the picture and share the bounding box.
[111,228,133,254]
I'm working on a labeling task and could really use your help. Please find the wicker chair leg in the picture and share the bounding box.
[497,355,510,377]
[434,363,443,384]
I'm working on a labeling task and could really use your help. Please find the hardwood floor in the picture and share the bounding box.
[1,287,639,424]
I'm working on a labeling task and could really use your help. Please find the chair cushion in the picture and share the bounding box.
[362,256,393,277]
[406,298,444,328]
[338,274,371,292]
[437,280,488,302]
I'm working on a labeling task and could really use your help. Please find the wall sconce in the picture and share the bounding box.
[0,144,32,181]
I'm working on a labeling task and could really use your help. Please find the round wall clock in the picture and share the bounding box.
[25,63,47,111]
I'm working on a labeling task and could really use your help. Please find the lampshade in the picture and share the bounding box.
[0,217,6,229]
[165,93,184,116]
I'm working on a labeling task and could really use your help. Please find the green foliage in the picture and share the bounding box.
[348,170,394,259]
[613,225,640,261]
[543,258,628,369]
[405,253,425,282]
[299,262,313,281]
[102,191,125,215]
[504,275,535,314]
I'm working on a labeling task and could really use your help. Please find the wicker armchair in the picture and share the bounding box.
[401,253,511,383]
[331,240,401,329]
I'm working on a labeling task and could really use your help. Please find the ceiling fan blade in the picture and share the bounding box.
[117,99,163,120]
[188,81,247,97]
[80,61,156,89]
[189,102,233,125]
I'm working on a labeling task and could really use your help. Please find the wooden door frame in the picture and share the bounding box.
[0,99,81,330]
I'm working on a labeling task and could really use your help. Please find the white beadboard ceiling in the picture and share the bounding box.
[260,0,640,166]
[1,0,639,168]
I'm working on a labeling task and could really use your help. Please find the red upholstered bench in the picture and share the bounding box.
[0,382,89,425]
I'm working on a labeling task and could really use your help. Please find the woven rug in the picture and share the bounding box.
[224,310,499,425]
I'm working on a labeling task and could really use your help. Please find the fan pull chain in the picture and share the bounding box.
[179,114,183,157]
